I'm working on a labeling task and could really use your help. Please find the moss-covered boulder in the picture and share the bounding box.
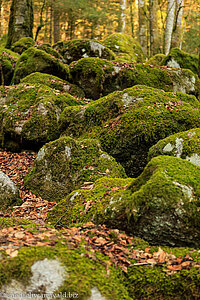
[36,43,64,60]
[146,53,166,66]
[10,37,35,54]
[148,128,200,166]
[49,155,200,247]
[21,72,85,98]
[0,171,21,209]
[24,136,126,202]
[0,83,80,150]
[0,245,130,300]
[59,85,200,177]
[162,48,198,75]
[53,39,116,64]
[103,33,144,63]
[12,47,70,84]
[70,58,199,100]
[0,48,19,85]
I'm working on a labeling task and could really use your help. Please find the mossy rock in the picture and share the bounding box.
[59,85,200,177]
[162,48,198,75]
[0,171,21,209]
[24,136,126,202]
[47,177,132,227]
[0,48,19,85]
[69,57,115,99]
[53,39,116,64]
[12,47,70,84]
[49,155,200,247]
[36,43,64,60]
[146,53,166,66]
[10,37,35,55]
[0,83,80,150]
[148,128,200,166]
[0,245,130,300]
[21,72,85,98]
[103,33,144,63]
[70,58,199,100]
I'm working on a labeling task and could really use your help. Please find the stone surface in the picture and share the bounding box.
[0,171,20,209]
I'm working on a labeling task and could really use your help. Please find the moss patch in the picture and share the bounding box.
[103,33,144,63]
[148,128,200,166]
[0,48,19,85]
[0,245,131,300]
[0,83,81,150]
[12,47,70,84]
[146,53,166,66]
[54,39,116,64]
[21,72,85,98]
[11,37,35,55]
[162,48,198,75]
[59,85,200,177]
[24,136,126,202]
[47,177,132,227]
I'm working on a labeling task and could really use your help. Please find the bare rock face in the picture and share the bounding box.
[6,0,33,48]
[0,171,20,209]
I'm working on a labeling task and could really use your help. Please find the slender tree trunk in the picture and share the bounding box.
[53,8,60,43]
[198,50,200,78]
[138,0,147,55]
[0,0,3,37]
[49,1,53,44]
[120,0,126,33]
[164,0,175,55]
[130,0,134,37]
[6,0,33,48]
[44,5,48,42]
[149,0,159,56]
[171,0,183,48]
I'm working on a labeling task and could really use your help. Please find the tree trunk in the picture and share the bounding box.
[49,1,53,44]
[149,0,159,56]
[198,50,200,78]
[164,0,175,55]
[138,0,147,55]
[120,0,126,33]
[6,0,33,48]
[171,0,183,49]
[0,0,3,37]
[130,0,134,37]
[53,7,60,43]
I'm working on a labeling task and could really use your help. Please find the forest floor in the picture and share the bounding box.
[0,150,199,275]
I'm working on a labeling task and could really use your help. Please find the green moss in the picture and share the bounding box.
[21,72,85,98]
[54,39,116,64]
[36,43,64,60]
[11,37,35,54]
[47,177,132,227]
[127,260,200,299]
[0,83,80,150]
[59,85,200,177]
[0,217,38,229]
[12,47,70,84]
[146,53,166,66]
[70,57,114,99]
[24,136,127,202]
[162,48,198,74]
[0,245,131,300]
[103,33,144,63]
[0,48,19,85]
[69,57,199,99]
[148,128,200,163]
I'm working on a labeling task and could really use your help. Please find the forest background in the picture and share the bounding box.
[0,0,199,58]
